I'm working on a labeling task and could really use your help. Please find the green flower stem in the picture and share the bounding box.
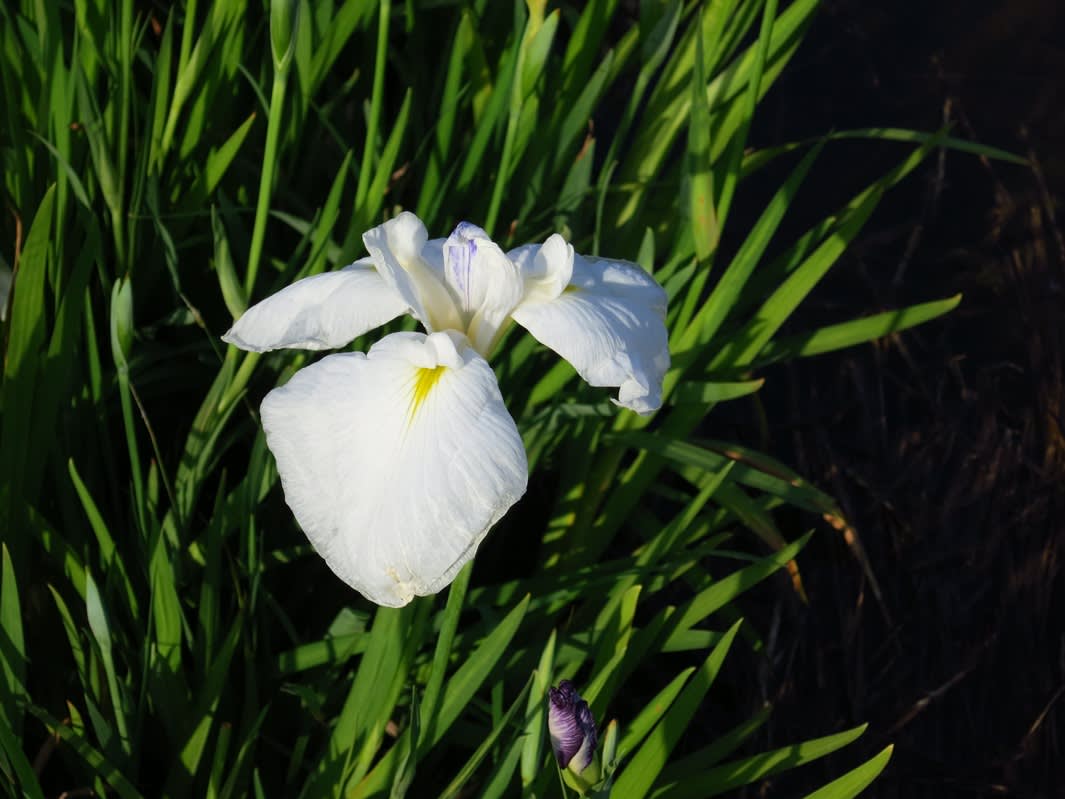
[244,65,290,297]
[115,0,133,273]
[484,19,528,237]
[355,0,390,215]
[117,369,147,537]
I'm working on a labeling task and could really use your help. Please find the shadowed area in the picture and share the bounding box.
[725,0,1064,794]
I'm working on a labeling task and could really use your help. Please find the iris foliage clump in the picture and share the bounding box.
[0,0,1018,796]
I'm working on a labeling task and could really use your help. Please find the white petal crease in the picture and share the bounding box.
[221,259,408,352]
[259,330,528,606]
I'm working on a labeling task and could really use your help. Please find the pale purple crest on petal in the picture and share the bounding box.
[444,223,481,314]
[437,221,523,355]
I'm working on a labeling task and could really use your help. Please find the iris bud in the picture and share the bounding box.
[548,681,601,793]
[270,0,300,74]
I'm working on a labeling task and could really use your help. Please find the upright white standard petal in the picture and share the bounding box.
[259,330,528,606]
[437,222,524,355]
[222,259,408,352]
[362,212,463,333]
[508,233,573,304]
[511,253,670,414]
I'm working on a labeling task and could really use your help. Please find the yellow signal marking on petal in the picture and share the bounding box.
[407,365,447,426]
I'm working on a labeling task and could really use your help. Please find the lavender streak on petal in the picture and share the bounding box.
[445,223,478,315]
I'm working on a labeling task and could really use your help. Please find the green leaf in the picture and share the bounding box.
[479,737,525,799]
[615,667,695,763]
[617,0,817,228]
[419,563,474,752]
[161,1,245,159]
[0,544,26,736]
[436,674,533,799]
[29,704,144,799]
[679,140,824,356]
[1,184,55,572]
[520,8,559,99]
[351,595,530,798]
[354,0,391,214]
[212,206,247,318]
[68,459,138,618]
[755,294,963,364]
[389,685,419,799]
[743,127,1028,175]
[430,594,530,749]
[0,706,45,799]
[309,601,427,797]
[416,9,473,221]
[48,586,88,692]
[688,14,717,261]
[658,704,772,781]
[713,0,779,232]
[802,745,893,799]
[147,529,188,741]
[190,111,258,206]
[85,570,132,758]
[559,0,620,103]
[109,275,133,372]
[710,140,939,369]
[520,629,557,789]
[649,725,870,799]
[663,535,810,648]
[612,620,743,798]
[167,614,243,792]
[670,379,764,405]
[358,87,413,231]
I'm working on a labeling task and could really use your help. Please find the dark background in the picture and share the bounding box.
[733,0,1064,795]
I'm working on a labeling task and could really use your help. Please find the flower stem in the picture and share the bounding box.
[244,66,289,297]
[484,14,528,237]
[355,0,390,218]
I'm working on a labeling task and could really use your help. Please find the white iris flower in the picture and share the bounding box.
[224,212,669,606]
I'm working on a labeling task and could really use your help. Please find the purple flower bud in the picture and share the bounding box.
[548,680,598,775]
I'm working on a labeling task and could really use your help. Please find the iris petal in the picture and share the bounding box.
[512,253,670,414]
[259,330,528,606]
[548,680,597,773]
[222,259,408,352]
[508,233,573,303]
[440,222,524,355]
[363,212,463,333]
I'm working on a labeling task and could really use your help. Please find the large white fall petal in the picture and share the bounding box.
[511,252,670,414]
[259,330,527,607]
[221,259,408,352]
